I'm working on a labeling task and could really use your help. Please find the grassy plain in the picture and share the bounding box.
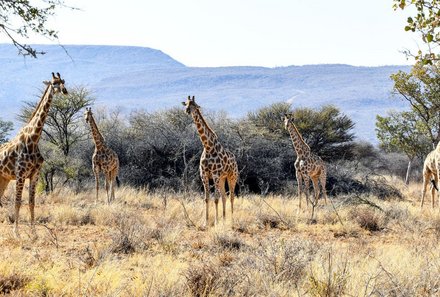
[0,179,439,296]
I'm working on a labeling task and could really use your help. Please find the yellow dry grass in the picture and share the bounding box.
[0,181,439,296]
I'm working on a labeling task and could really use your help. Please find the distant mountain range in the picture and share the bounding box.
[0,44,410,143]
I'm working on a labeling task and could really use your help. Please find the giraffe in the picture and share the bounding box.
[84,107,120,204]
[0,72,68,237]
[421,149,438,208]
[182,96,239,226]
[283,113,327,208]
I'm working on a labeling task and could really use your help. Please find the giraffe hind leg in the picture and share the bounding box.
[218,177,227,221]
[227,175,237,220]
[14,175,25,238]
[431,174,438,208]
[311,176,320,206]
[421,171,430,208]
[320,170,327,205]
[0,177,10,208]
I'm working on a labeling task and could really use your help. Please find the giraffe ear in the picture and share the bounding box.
[43,81,50,85]
[181,102,186,106]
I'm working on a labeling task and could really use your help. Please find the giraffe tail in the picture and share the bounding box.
[431,179,438,191]
[116,176,121,188]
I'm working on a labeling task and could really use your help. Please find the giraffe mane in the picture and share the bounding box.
[289,122,311,150]
[194,107,218,138]
[27,83,51,124]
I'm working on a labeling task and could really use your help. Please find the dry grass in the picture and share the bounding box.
[0,181,439,295]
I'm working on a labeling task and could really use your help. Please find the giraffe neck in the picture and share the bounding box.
[287,122,311,157]
[18,84,53,143]
[87,114,105,150]
[190,108,219,151]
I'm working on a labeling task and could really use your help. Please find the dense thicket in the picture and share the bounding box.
[14,94,412,195]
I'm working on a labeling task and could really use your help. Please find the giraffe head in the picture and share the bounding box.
[43,72,68,95]
[283,113,294,129]
[181,95,200,114]
[84,107,93,124]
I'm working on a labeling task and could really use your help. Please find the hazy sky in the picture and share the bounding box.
[1,0,418,67]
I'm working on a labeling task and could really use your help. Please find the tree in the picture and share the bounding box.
[18,86,94,192]
[390,62,440,147]
[0,118,13,144]
[248,103,356,161]
[393,0,440,64]
[291,105,355,160]
[376,110,431,184]
[0,0,73,57]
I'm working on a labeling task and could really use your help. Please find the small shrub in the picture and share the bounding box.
[184,261,220,297]
[0,273,30,294]
[79,210,95,225]
[252,237,319,286]
[110,233,136,254]
[307,252,349,297]
[349,207,383,232]
[214,233,245,251]
[232,217,253,234]
[109,212,147,254]
[257,213,281,229]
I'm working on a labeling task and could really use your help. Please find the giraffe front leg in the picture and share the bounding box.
[93,166,100,204]
[14,175,25,238]
[29,170,40,239]
[213,175,221,226]
[202,176,210,227]
[296,171,303,209]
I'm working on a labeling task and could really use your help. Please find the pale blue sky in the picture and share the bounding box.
[1,0,417,67]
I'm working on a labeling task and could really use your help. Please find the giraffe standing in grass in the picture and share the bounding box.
[283,113,327,208]
[182,96,239,226]
[421,149,439,208]
[84,108,120,204]
[0,72,68,237]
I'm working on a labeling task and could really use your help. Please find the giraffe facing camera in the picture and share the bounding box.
[182,95,239,227]
[0,72,68,238]
[84,107,120,204]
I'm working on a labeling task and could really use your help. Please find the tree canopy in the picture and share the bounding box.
[393,0,440,64]
[0,0,72,57]
[0,118,13,144]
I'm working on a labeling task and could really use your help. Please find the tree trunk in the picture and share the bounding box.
[405,159,412,185]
